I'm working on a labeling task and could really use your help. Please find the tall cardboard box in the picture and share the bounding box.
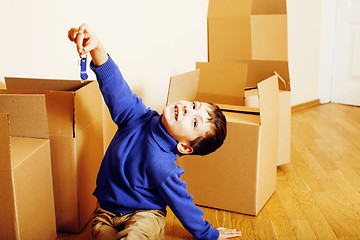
[167,65,280,215]
[2,77,104,233]
[208,0,291,165]
[0,94,56,239]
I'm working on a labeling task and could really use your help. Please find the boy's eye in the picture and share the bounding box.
[193,118,198,127]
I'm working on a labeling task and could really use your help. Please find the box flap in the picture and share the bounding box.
[218,103,259,114]
[0,94,49,139]
[0,89,75,137]
[0,113,18,239]
[166,70,200,106]
[257,75,280,124]
[208,0,252,17]
[196,62,247,105]
[208,0,287,17]
[10,137,49,170]
[256,74,280,213]
[235,59,290,90]
[5,77,92,92]
[251,0,287,14]
[74,81,102,133]
[0,114,11,170]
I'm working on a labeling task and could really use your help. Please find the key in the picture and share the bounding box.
[80,55,88,80]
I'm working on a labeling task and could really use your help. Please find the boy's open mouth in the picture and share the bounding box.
[174,105,178,120]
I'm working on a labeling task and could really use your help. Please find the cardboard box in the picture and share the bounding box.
[2,77,104,233]
[0,94,57,239]
[237,59,291,166]
[208,0,288,62]
[245,72,291,166]
[207,0,291,166]
[167,65,280,215]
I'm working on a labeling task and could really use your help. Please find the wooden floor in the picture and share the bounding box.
[58,103,360,240]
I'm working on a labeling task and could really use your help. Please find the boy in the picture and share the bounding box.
[68,24,241,240]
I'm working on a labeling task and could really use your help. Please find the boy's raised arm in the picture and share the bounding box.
[68,24,108,67]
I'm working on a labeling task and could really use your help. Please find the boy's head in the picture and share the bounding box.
[161,100,227,156]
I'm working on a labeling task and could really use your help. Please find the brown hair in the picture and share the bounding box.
[189,102,227,156]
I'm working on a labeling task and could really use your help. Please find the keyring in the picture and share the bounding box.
[80,54,88,80]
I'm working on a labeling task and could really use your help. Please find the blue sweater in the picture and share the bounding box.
[90,56,219,240]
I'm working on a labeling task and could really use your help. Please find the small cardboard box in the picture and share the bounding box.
[167,65,280,215]
[2,77,104,233]
[0,94,56,239]
[208,0,288,62]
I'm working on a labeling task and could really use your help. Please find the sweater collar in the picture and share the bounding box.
[151,115,182,156]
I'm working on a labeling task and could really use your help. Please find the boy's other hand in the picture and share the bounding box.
[68,24,108,67]
[217,227,242,239]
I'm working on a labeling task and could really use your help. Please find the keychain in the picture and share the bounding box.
[80,54,88,80]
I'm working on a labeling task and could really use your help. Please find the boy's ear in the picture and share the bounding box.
[177,142,193,155]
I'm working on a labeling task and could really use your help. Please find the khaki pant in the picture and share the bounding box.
[91,205,166,240]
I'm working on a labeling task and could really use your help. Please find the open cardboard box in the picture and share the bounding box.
[244,67,291,166]
[1,77,104,233]
[167,64,280,215]
[207,0,291,166]
[208,0,287,62]
[0,94,56,239]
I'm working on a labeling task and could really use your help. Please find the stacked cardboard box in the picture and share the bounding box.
[1,78,104,233]
[208,0,291,166]
[166,0,290,215]
[0,94,57,239]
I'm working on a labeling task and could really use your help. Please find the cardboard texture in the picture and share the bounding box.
[208,0,288,62]
[207,0,291,166]
[166,69,200,106]
[245,87,291,166]
[195,62,247,105]
[168,65,280,215]
[2,77,104,233]
[0,94,56,240]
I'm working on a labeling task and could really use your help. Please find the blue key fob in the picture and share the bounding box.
[80,57,88,80]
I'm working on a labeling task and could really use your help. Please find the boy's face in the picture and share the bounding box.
[161,100,212,154]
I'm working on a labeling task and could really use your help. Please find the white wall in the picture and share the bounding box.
[0,0,209,112]
[0,0,324,109]
[287,0,323,106]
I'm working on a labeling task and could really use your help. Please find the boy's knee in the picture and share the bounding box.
[91,220,119,240]
[123,210,165,240]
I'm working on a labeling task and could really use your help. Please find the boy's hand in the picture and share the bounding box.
[68,24,108,66]
[217,227,242,239]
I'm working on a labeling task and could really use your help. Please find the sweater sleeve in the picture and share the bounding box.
[90,55,149,126]
[159,170,219,240]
